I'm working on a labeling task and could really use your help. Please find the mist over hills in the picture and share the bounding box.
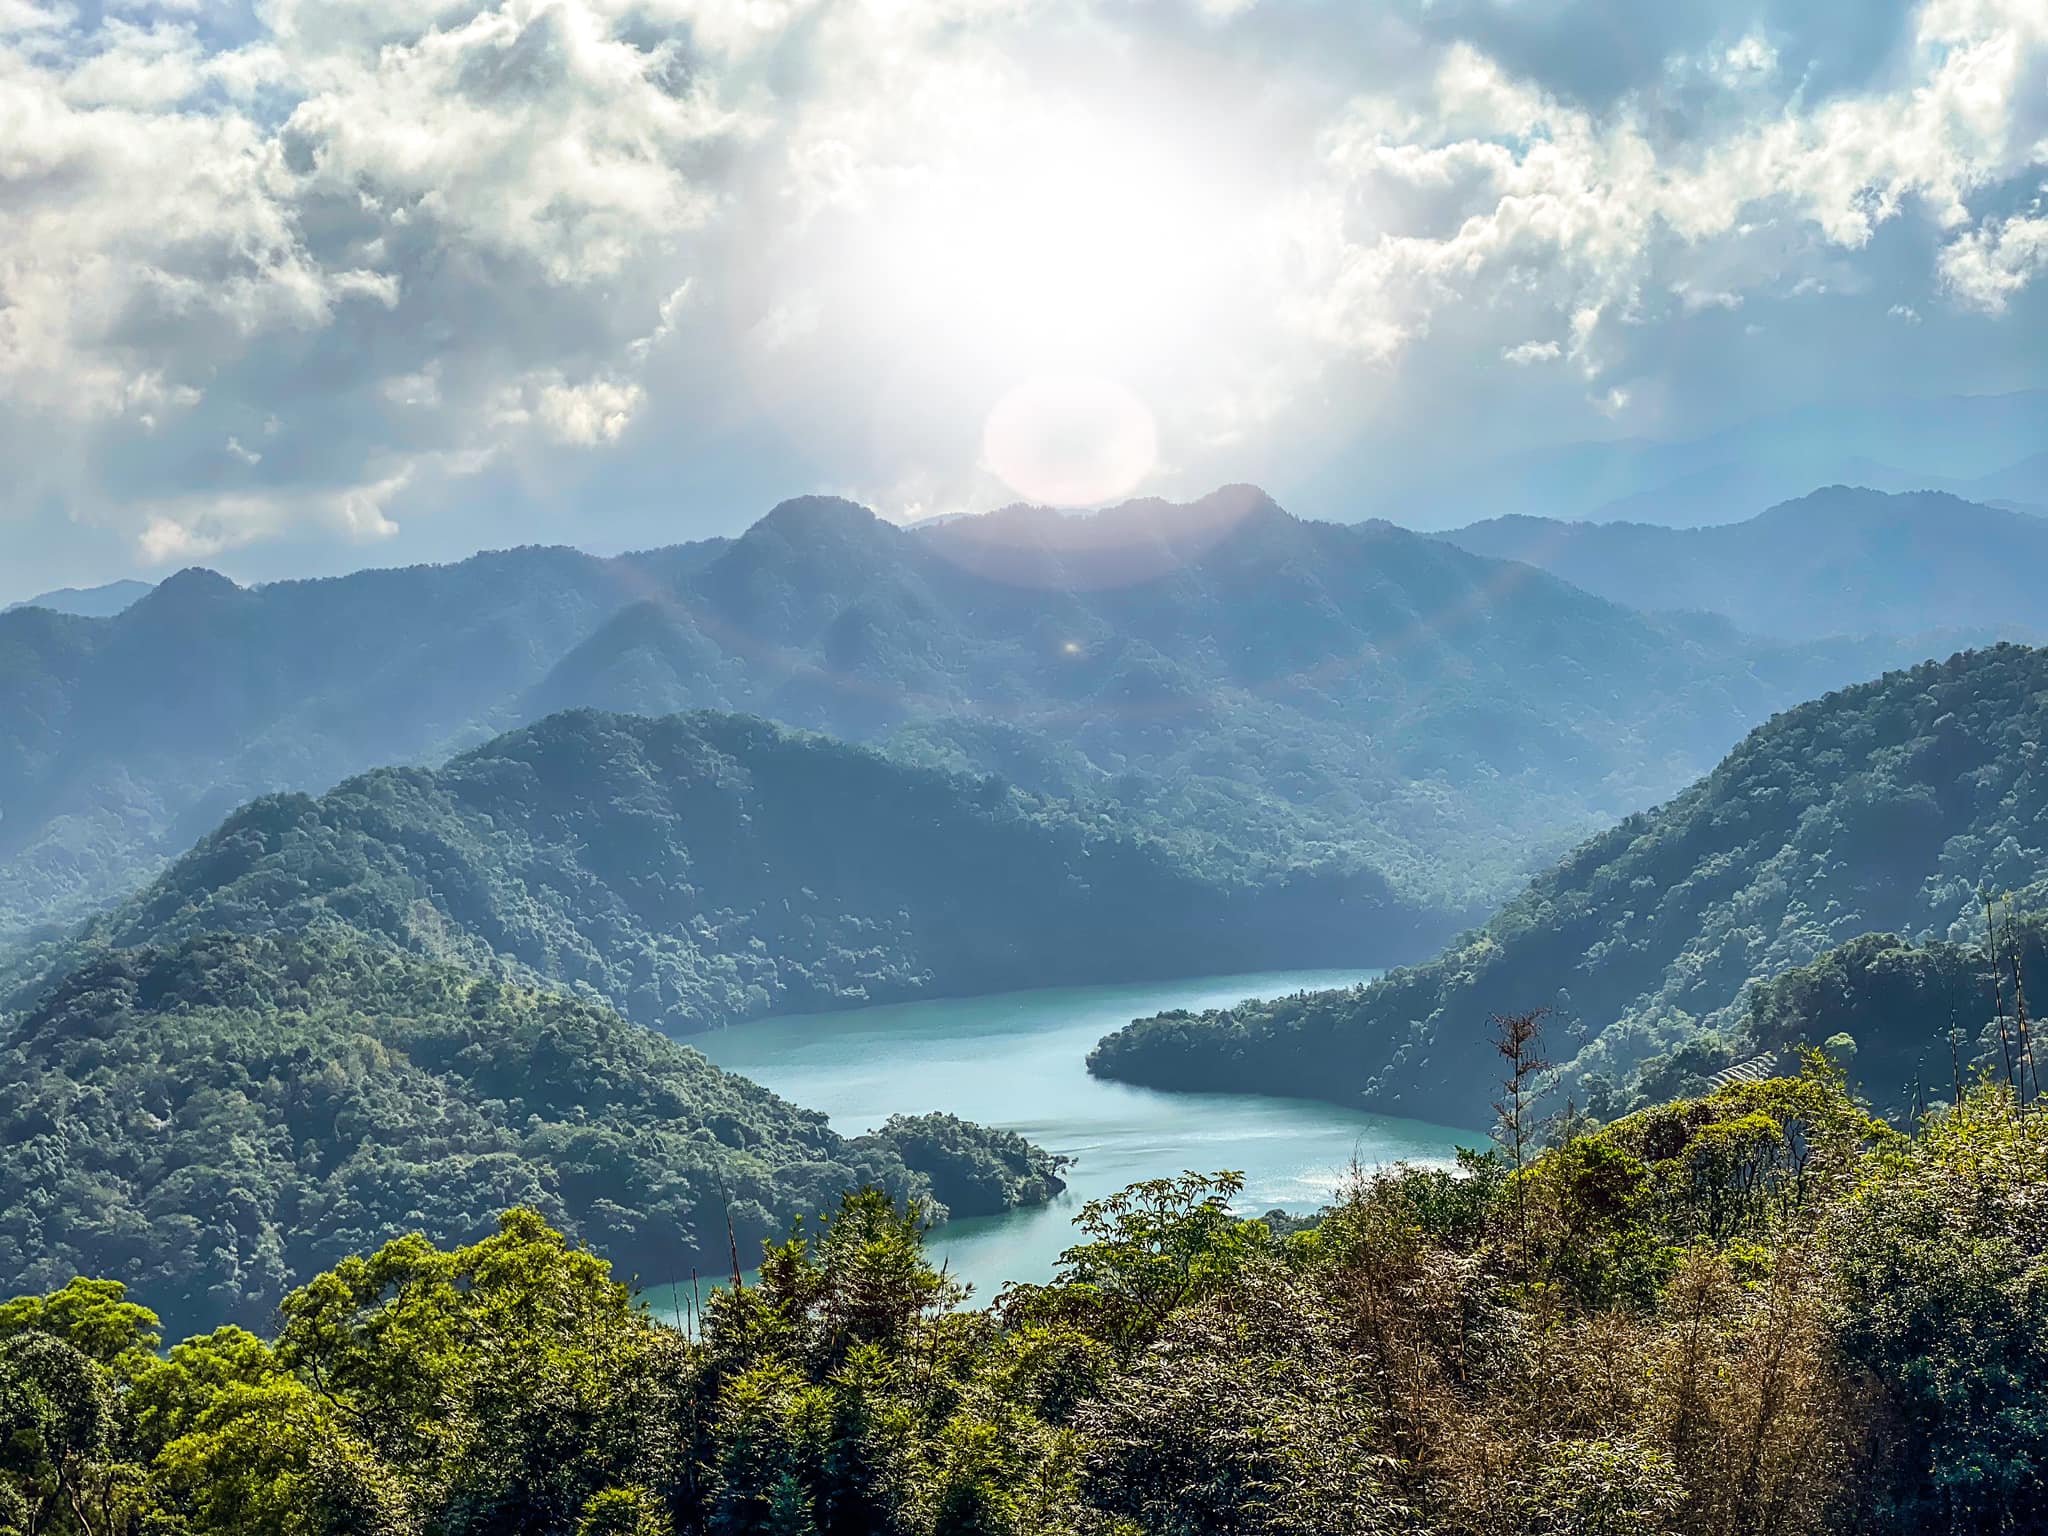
[0,484,2014,945]
[1091,643,2048,1126]
[1439,487,2048,640]
[2,579,154,618]
[1342,388,2048,529]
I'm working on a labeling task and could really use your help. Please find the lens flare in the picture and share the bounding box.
[981,374,1159,507]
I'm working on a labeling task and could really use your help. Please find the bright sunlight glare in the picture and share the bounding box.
[835,95,1272,506]
[982,374,1159,506]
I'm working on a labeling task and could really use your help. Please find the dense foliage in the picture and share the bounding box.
[29,708,1425,1036]
[1621,907,2048,1120]
[0,929,1065,1340]
[1441,487,2048,642]
[10,1063,2048,1535]
[0,488,1968,942]
[1092,643,2048,1125]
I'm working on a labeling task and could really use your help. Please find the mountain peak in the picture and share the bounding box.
[126,567,242,613]
[745,496,883,543]
[915,484,1300,590]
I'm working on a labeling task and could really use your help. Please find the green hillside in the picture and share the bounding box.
[1650,910,2048,1119]
[0,928,1064,1339]
[39,708,1426,1036]
[1091,643,2048,1124]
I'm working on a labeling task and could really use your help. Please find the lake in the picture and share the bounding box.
[695,968,1480,1303]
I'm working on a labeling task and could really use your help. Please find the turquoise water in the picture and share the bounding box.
[693,969,1478,1304]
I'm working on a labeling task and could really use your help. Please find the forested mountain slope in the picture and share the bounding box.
[39,709,1422,1035]
[1439,488,2048,640]
[1091,642,2048,1125]
[0,928,1064,1337]
[0,487,1966,941]
[13,1068,2045,1535]
[1663,911,2048,1120]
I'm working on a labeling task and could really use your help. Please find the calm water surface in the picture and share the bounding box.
[695,969,1479,1304]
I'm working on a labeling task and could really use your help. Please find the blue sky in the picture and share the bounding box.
[2,0,2045,600]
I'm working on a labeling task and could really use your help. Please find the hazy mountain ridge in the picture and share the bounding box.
[1,579,155,617]
[0,540,728,942]
[1089,642,2048,1125]
[1439,487,2048,640]
[1343,388,2048,529]
[525,487,1971,912]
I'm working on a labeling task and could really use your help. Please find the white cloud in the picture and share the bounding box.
[535,376,645,445]
[1717,35,1778,80]
[1940,213,2048,310]
[0,0,2043,574]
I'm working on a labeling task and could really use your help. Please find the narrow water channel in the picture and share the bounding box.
[695,968,1478,1303]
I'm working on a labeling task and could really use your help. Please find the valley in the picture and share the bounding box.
[8,3,2048,1521]
[9,483,2048,1326]
[12,482,2048,1533]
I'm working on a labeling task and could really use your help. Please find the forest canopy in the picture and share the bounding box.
[0,928,1065,1339]
[8,1062,2048,1535]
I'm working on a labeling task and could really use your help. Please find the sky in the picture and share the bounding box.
[2,0,2046,601]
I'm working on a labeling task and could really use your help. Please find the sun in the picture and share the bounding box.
[832,94,1264,505]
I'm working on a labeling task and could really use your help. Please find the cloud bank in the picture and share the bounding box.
[1,0,2044,591]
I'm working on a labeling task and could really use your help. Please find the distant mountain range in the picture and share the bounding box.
[1437,487,2048,640]
[0,487,2003,942]
[1340,389,2048,528]
[1090,642,2048,1125]
[3,578,155,617]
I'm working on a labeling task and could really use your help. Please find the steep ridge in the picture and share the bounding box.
[1090,643,2048,1126]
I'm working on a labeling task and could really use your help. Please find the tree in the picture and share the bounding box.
[0,1279,159,1371]
[1004,1173,1267,1355]
[0,1332,134,1536]
[1492,1008,1550,1262]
